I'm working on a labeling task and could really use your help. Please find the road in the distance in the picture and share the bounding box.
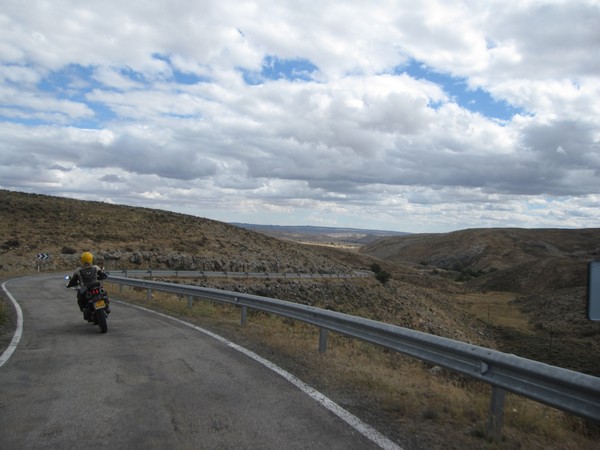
[0,273,394,449]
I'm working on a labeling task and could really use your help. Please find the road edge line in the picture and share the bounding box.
[116,299,403,450]
[0,280,24,368]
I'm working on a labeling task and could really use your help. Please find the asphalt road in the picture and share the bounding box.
[0,273,398,449]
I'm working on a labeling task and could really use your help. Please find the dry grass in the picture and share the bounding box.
[453,292,532,333]
[0,293,9,335]
[296,241,363,251]
[0,300,7,327]
[107,283,600,449]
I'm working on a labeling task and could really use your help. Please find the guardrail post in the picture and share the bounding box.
[187,295,193,309]
[147,288,152,301]
[319,328,328,353]
[487,386,506,439]
[241,305,247,325]
[104,275,600,427]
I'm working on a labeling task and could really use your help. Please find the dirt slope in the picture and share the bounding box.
[361,227,600,292]
[361,227,600,375]
[0,190,358,275]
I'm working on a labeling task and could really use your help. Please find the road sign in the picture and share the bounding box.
[589,261,600,321]
[37,253,49,260]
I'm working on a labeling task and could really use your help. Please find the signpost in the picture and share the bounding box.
[589,261,600,321]
[36,253,50,271]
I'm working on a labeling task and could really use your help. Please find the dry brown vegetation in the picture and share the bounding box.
[1,189,600,449]
[361,229,600,376]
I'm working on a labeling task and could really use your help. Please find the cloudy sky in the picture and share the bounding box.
[1,1,599,233]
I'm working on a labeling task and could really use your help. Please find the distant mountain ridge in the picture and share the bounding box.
[231,223,410,245]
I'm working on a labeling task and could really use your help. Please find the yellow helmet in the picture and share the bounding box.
[81,252,93,265]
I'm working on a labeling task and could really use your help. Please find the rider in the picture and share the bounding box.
[67,252,109,317]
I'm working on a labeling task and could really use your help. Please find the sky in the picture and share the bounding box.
[1,1,599,233]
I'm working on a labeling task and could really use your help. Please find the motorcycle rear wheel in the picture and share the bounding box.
[96,309,108,334]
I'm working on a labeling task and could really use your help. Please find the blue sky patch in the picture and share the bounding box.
[241,55,318,85]
[34,64,117,128]
[401,59,523,120]
[80,101,118,128]
[152,54,208,85]
[19,60,207,128]
[38,64,95,99]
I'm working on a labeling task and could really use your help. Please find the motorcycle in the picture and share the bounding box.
[65,276,110,334]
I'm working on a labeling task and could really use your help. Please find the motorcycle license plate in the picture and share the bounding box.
[94,300,106,309]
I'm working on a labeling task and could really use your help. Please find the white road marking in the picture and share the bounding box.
[119,300,403,450]
[0,280,402,450]
[0,280,24,368]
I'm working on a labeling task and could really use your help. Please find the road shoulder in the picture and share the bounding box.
[0,279,18,358]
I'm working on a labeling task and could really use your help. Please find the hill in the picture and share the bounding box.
[0,190,359,275]
[361,228,600,375]
[0,189,483,343]
[231,223,409,247]
[360,227,599,292]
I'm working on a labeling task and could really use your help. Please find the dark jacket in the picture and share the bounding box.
[67,264,107,290]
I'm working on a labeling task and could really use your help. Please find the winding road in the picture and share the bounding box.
[0,273,399,449]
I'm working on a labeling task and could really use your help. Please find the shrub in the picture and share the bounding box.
[1,239,20,250]
[375,270,391,284]
[370,263,382,273]
[455,273,473,282]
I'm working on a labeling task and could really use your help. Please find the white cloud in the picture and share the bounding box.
[0,0,599,232]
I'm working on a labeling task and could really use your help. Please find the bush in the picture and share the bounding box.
[455,272,473,282]
[370,263,382,273]
[375,270,391,284]
[370,262,390,284]
[1,239,20,250]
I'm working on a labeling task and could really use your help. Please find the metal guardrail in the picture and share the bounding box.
[106,274,600,437]
[108,269,370,279]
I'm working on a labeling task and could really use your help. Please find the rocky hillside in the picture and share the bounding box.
[361,228,600,375]
[0,190,358,275]
[361,227,600,293]
[0,189,495,347]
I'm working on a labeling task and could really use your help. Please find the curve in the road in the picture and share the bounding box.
[0,280,24,368]
[1,276,402,450]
